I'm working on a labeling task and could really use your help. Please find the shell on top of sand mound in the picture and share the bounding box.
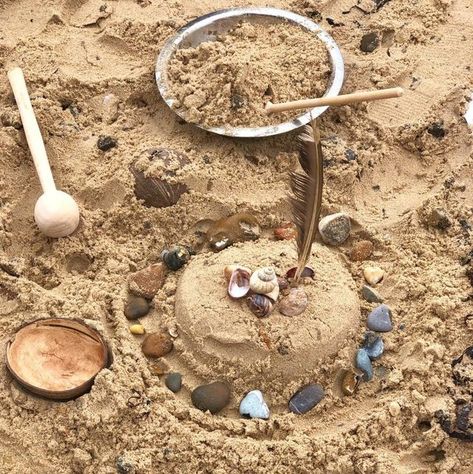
[174,240,360,395]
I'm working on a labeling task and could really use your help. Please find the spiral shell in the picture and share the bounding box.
[250,267,277,292]
[247,294,273,318]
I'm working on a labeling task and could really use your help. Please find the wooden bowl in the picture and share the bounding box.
[6,318,109,400]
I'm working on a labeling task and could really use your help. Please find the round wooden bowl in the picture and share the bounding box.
[6,318,109,400]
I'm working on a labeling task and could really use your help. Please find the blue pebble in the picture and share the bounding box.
[367,304,393,332]
[362,332,384,360]
[356,348,373,381]
[239,390,270,420]
[289,384,325,415]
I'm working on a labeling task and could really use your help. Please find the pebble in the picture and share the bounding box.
[161,246,192,271]
[288,384,325,415]
[345,149,357,161]
[362,331,384,359]
[360,32,379,52]
[239,390,270,420]
[274,222,298,241]
[361,285,384,303]
[427,121,446,139]
[97,135,117,151]
[367,304,393,332]
[165,372,182,393]
[129,324,145,335]
[142,332,173,358]
[278,288,308,316]
[191,381,231,414]
[128,263,166,299]
[356,348,373,381]
[124,296,150,320]
[341,369,361,396]
[102,93,119,124]
[350,240,374,262]
[318,213,351,246]
[363,266,384,285]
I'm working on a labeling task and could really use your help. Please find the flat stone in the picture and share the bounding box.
[356,348,373,381]
[362,331,384,360]
[318,213,351,246]
[97,135,117,151]
[165,372,182,393]
[128,263,166,299]
[360,32,379,53]
[288,384,325,415]
[239,390,270,420]
[363,266,384,286]
[191,381,230,414]
[361,285,384,303]
[350,240,374,262]
[124,296,150,320]
[367,304,393,332]
[142,332,173,358]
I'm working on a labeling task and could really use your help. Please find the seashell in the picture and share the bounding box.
[279,288,308,316]
[285,266,315,280]
[228,268,251,299]
[277,276,289,291]
[250,267,278,295]
[130,148,190,208]
[247,294,273,318]
[341,369,362,396]
[161,245,193,271]
[224,264,252,282]
[168,325,179,338]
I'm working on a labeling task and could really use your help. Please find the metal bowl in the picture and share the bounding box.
[155,7,344,138]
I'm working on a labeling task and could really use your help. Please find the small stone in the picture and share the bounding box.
[389,401,401,417]
[318,213,351,246]
[288,384,325,415]
[345,149,357,161]
[427,121,446,139]
[231,94,246,109]
[142,332,173,358]
[361,285,384,303]
[130,324,145,335]
[128,263,166,299]
[367,304,393,332]
[360,32,379,53]
[124,296,150,320]
[116,457,134,474]
[102,94,119,124]
[279,288,308,316]
[362,331,384,359]
[341,369,361,396]
[239,390,270,420]
[426,208,451,230]
[161,246,192,271]
[363,266,384,285]
[350,240,374,262]
[97,135,117,151]
[356,348,373,381]
[274,222,298,241]
[165,372,182,393]
[191,381,231,414]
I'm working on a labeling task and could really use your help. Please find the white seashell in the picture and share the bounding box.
[265,285,279,302]
[224,264,252,282]
[250,267,278,295]
[228,268,251,299]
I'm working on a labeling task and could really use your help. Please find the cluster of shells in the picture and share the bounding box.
[224,265,312,317]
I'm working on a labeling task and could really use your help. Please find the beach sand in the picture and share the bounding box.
[0,0,473,472]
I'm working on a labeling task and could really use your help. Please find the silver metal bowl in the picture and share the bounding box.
[156,7,344,138]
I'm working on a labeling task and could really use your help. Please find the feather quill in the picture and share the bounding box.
[290,119,323,282]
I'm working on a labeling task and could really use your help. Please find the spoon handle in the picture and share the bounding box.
[7,67,56,194]
[266,87,404,114]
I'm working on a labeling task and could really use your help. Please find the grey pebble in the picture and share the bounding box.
[239,390,270,420]
[362,332,384,360]
[356,348,373,381]
[318,213,351,246]
[97,135,117,151]
[360,32,379,53]
[367,304,393,332]
[289,384,325,415]
[362,285,384,303]
[165,372,182,393]
[124,296,150,320]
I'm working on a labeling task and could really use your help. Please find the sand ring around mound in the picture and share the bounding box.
[175,240,360,398]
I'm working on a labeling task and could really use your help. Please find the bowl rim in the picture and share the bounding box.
[5,318,109,401]
[155,7,345,138]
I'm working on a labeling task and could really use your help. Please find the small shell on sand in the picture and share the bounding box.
[224,264,252,282]
[250,267,278,296]
[279,288,308,316]
[228,268,251,299]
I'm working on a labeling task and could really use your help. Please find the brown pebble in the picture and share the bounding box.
[350,240,374,262]
[279,288,308,316]
[142,332,173,358]
[274,222,297,241]
[191,381,231,414]
[124,296,150,320]
[128,263,166,299]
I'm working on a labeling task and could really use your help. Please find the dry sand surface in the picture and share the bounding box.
[1,0,473,472]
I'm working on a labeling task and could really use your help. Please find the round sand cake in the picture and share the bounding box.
[175,240,360,395]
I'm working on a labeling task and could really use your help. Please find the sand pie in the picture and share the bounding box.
[6,319,109,400]
[175,240,360,397]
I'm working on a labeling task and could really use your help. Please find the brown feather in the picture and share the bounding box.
[290,119,323,282]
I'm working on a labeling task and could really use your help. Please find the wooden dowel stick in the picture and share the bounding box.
[265,87,404,114]
[7,67,57,193]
